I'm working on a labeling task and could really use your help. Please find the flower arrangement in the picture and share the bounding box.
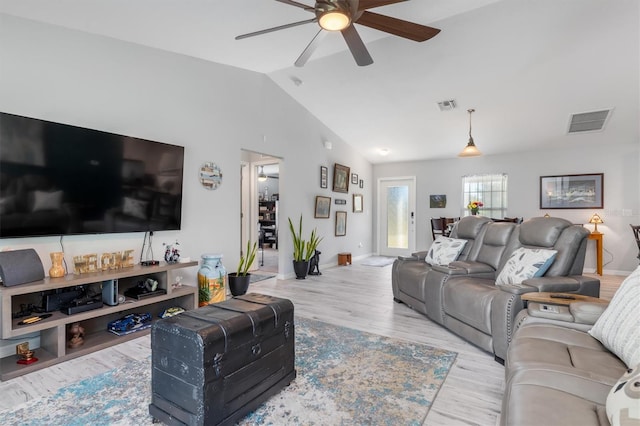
[467,201,483,215]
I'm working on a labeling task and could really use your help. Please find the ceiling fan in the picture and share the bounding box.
[235,0,440,67]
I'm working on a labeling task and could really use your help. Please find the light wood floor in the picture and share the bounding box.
[0,262,626,425]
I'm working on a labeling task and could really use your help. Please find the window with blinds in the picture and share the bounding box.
[461,174,508,219]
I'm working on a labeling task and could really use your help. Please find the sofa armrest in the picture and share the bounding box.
[519,276,581,293]
[431,264,470,275]
[496,283,538,295]
[397,255,420,261]
[570,301,608,325]
[410,251,428,261]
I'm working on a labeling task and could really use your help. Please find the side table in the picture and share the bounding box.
[587,232,603,275]
[338,252,352,266]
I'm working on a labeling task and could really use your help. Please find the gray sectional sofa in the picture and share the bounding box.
[391,216,601,361]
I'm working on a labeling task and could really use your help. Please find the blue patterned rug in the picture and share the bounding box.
[0,318,456,425]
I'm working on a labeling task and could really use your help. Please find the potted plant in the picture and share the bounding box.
[288,215,323,279]
[228,240,258,296]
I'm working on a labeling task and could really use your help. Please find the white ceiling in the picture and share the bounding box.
[1,0,637,164]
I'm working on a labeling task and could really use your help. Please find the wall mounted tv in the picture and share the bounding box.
[0,112,184,238]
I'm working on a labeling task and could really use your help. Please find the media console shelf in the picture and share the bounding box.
[0,261,198,381]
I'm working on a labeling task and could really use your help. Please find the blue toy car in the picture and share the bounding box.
[108,312,152,333]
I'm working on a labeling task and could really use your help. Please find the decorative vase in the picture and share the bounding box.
[198,253,227,306]
[228,273,251,296]
[470,209,479,216]
[293,260,309,280]
[49,252,65,278]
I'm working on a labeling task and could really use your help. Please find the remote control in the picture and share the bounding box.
[549,294,576,300]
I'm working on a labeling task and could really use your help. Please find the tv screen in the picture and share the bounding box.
[0,112,184,238]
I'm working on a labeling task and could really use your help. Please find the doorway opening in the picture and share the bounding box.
[240,150,281,275]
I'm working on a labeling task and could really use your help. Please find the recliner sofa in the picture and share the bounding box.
[392,216,600,361]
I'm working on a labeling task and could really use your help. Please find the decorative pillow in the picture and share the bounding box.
[31,190,63,212]
[495,247,557,285]
[122,197,148,220]
[425,237,467,266]
[606,364,640,425]
[589,266,640,368]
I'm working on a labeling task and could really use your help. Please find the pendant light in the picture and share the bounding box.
[458,108,482,157]
[258,166,267,182]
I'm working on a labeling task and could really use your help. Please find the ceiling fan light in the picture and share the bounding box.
[258,166,267,182]
[318,11,350,31]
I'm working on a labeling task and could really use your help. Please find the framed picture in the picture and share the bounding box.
[335,211,347,236]
[430,194,447,208]
[333,163,350,193]
[351,173,358,184]
[320,166,328,189]
[540,173,604,209]
[335,199,346,205]
[359,179,363,189]
[353,194,363,213]
[314,196,331,218]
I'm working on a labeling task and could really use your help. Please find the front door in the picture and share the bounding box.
[378,177,416,257]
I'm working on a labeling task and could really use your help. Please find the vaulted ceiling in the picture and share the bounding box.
[1,0,637,163]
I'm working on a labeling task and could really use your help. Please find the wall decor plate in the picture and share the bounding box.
[200,162,222,190]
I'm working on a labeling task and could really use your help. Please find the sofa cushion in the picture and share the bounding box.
[507,322,626,382]
[589,266,640,367]
[443,278,496,334]
[424,236,467,266]
[495,247,557,285]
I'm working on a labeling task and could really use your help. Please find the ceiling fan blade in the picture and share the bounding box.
[275,0,315,11]
[235,18,317,40]
[341,25,374,66]
[357,0,407,12]
[355,10,440,42]
[295,29,327,67]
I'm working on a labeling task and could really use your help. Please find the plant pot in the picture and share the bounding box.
[228,273,251,296]
[293,260,309,280]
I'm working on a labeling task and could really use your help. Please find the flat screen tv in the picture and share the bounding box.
[0,112,184,238]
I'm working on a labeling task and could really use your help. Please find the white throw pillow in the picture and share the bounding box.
[606,364,640,425]
[495,247,557,285]
[424,237,467,266]
[589,266,640,368]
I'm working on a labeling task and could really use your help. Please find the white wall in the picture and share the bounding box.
[374,143,640,275]
[0,14,374,282]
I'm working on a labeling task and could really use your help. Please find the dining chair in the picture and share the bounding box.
[430,218,446,240]
[631,224,640,262]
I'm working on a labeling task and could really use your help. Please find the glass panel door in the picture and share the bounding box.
[378,177,416,257]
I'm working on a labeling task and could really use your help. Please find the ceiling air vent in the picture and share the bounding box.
[437,99,456,111]
[567,109,612,134]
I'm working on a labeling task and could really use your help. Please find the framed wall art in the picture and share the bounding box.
[353,194,363,213]
[333,163,350,193]
[335,211,347,236]
[430,194,447,208]
[359,179,363,189]
[314,196,331,218]
[540,173,603,209]
[351,173,358,184]
[320,166,328,189]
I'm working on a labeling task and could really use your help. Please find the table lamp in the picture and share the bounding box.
[589,213,603,233]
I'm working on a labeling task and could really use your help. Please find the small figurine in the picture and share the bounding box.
[163,240,181,263]
[68,322,85,348]
[308,250,322,275]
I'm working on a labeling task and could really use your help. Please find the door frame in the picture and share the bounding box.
[376,176,417,257]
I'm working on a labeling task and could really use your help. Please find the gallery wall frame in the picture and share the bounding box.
[430,195,447,208]
[335,211,347,236]
[314,196,331,218]
[351,173,358,184]
[333,163,350,193]
[320,166,328,189]
[540,173,604,209]
[353,194,363,213]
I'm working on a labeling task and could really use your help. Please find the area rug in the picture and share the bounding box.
[0,318,456,426]
[361,255,397,267]
[249,273,275,284]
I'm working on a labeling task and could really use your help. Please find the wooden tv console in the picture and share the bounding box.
[0,261,198,381]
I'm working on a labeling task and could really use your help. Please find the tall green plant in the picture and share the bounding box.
[236,240,258,276]
[305,228,323,261]
[288,215,306,262]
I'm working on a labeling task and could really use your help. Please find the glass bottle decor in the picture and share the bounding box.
[197,253,227,306]
[49,252,65,278]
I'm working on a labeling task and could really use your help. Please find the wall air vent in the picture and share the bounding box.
[567,109,612,134]
[437,99,456,111]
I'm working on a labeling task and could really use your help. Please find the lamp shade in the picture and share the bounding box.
[258,166,267,182]
[458,109,482,157]
[589,213,603,233]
